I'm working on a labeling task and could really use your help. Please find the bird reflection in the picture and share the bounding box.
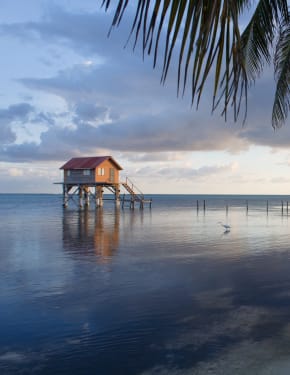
[62,208,120,262]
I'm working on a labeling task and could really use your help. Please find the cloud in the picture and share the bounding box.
[0,103,34,144]
[122,152,186,163]
[73,101,109,125]
[0,103,33,120]
[0,109,250,162]
[146,163,235,180]
[0,3,289,167]
[0,4,130,60]
[8,167,24,176]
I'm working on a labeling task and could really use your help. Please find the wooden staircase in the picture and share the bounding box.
[121,177,152,209]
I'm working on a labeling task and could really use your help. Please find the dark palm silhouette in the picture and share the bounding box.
[103,0,289,128]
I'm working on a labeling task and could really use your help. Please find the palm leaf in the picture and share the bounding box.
[103,0,290,126]
[272,20,290,128]
[240,0,279,82]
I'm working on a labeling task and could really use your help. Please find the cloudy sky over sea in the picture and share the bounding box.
[0,0,290,194]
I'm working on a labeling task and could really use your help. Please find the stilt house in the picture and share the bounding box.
[58,155,151,209]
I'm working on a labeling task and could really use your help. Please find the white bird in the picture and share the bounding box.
[218,222,231,231]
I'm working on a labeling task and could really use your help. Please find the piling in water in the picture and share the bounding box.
[282,200,284,215]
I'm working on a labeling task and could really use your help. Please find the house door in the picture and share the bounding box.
[109,168,114,182]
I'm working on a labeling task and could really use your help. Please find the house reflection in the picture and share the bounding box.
[62,208,120,261]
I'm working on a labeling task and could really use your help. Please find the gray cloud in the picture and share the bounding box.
[0,3,288,165]
[0,109,250,162]
[0,4,135,62]
[0,103,34,144]
[0,103,33,121]
[151,164,233,180]
[74,102,107,122]
[0,125,16,144]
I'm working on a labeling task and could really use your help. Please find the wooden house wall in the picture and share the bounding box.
[64,169,95,184]
[95,159,119,183]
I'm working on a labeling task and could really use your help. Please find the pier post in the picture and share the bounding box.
[95,186,98,207]
[266,200,269,214]
[203,200,206,211]
[282,200,284,215]
[246,200,248,214]
[84,186,90,207]
[79,186,84,208]
[197,200,199,212]
[63,184,69,208]
[130,199,135,210]
[96,186,103,207]
[115,185,120,208]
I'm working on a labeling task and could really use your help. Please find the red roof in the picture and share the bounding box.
[60,156,123,170]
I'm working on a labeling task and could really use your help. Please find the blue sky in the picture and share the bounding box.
[0,1,290,194]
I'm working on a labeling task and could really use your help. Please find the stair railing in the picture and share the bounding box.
[124,177,144,200]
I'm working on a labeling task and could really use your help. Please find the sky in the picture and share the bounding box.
[0,0,289,194]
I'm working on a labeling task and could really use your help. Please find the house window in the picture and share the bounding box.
[97,168,105,176]
[83,169,91,176]
[67,170,71,176]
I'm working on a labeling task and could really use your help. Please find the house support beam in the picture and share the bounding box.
[115,184,120,208]
[79,186,84,208]
[84,186,90,207]
[96,186,103,207]
[63,184,69,208]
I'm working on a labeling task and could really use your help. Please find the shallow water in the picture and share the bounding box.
[1,194,290,374]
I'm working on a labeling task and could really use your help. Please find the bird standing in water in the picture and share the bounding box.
[218,222,231,232]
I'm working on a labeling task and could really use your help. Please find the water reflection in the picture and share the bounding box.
[62,208,120,261]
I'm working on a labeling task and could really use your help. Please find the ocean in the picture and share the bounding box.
[1,194,290,374]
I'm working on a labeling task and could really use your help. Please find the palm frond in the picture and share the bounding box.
[272,20,290,128]
[103,0,289,126]
[103,0,252,121]
[240,0,288,82]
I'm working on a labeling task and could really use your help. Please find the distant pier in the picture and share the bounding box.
[196,199,289,215]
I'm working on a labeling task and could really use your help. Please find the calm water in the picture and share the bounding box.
[2,194,290,374]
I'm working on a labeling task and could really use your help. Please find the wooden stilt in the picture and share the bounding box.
[79,186,83,208]
[63,184,68,208]
[282,200,284,215]
[95,186,98,207]
[84,186,90,207]
[96,186,103,207]
[115,184,120,208]
[130,199,134,210]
